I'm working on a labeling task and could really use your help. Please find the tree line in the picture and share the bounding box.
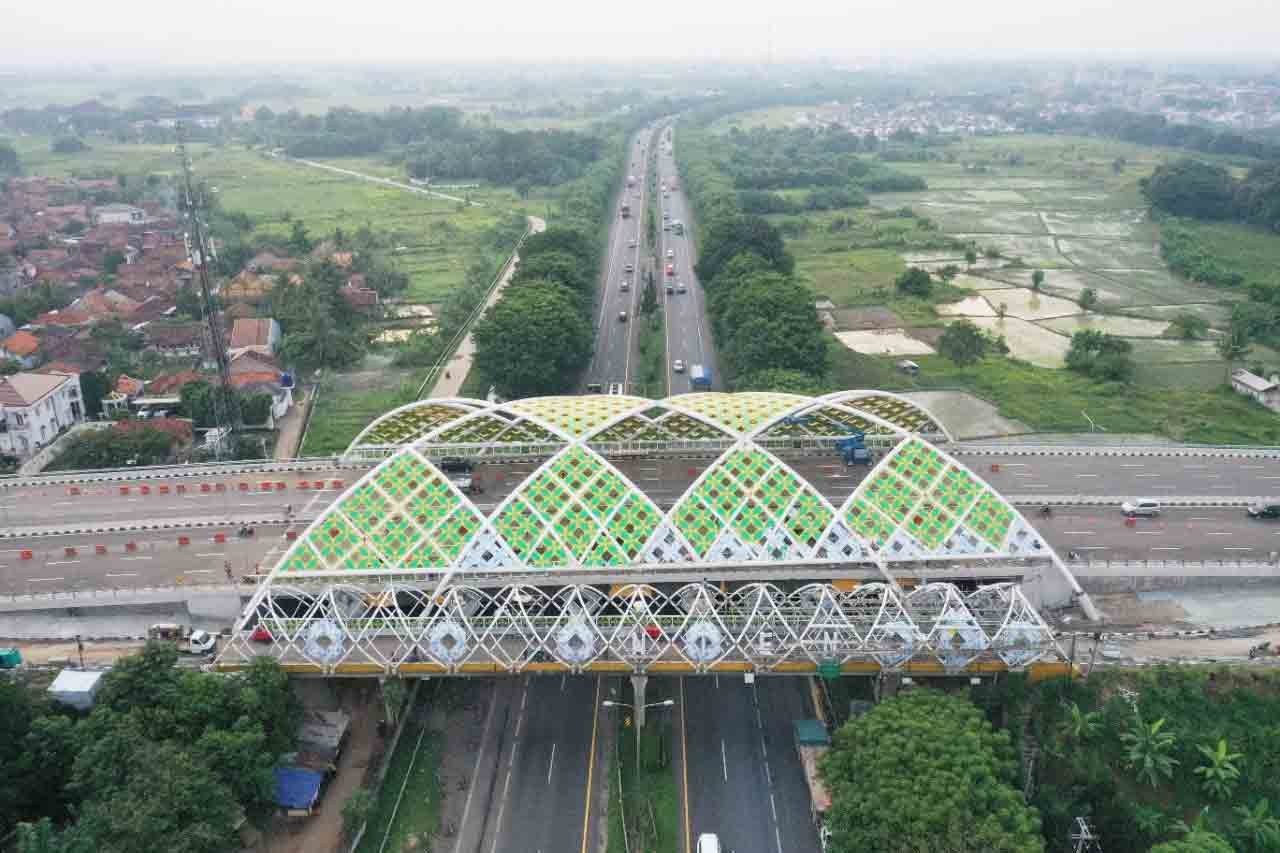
[1027,108,1280,162]
[1,646,299,853]
[713,125,926,194]
[1142,157,1280,231]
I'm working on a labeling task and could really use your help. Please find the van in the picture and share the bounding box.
[1247,503,1280,519]
[1121,499,1161,518]
[696,834,721,853]
[896,359,920,376]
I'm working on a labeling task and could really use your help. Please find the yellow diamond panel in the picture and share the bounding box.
[837,394,942,433]
[507,396,647,438]
[666,392,808,435]
[358,402,474,446]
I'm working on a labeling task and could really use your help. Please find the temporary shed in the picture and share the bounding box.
[273,767,324,815]
[297,709,350,754]
[47,670,105,710]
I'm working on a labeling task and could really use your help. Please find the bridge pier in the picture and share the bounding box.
[631,673,649,729]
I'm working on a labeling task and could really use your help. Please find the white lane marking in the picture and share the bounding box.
[1119,464,1144,468]
[998,462,1027,467]
[1188,517,1214,521]
[1024,483,1049,488]
[52,501,75,506]
[1242,465,1264,469]
[120,556,152,561]
[1203,474,1221,479]
[1224,547,1253,551]
[1075,473,1098,478]
[187,569,212,574]
[1135,531,1163,535]
[770,792,779,821]
[47,560,80,566]
[721,739,728,782]
[1135,474,1161,478]
[27,577,64,582]
[1205,532,1232,536]
[1150,547,1181,551]
[547,742,557,785]
[1184,465,1205,469]
[1263,476,1280,480]
[196,552,224,557]
[1075,546,1109,551]
[1063,530,1095,535]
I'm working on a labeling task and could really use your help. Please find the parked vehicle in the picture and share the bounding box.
[673,359,685,373]
[148,623,218,654]
[696,834,721,853]
[1247,502,1280,519]
[1121,499,1161,517]
[665,282,674,294]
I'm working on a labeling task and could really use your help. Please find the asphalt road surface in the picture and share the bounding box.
[453,675,605,853]
[680,676,820,853]
[584,126,658,392]
[656,127,721,394]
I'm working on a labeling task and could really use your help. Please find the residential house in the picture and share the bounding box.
[228,318,281,358]
[0,371,85,460]
[141,322,205,358]
[92,203,146,225]
[340,278,379,314]
[1230,368,1280,412]
[245,252,297,274]
[221,270,278,304]
[1,331,41,368]
[229,350,293,420]
[146,370,203,396]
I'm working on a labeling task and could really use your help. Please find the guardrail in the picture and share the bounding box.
[0,457,365,489]
[953,444,1280,459]
[1066,559,1279,573]
[1,516,313,540]
[1008,495,1262,508]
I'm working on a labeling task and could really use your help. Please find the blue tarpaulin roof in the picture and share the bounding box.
[273,767,324,811]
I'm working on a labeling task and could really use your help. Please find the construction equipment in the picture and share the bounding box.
[783,415,872,465]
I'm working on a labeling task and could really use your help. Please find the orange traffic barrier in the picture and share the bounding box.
[275,481,286,491]
[286,530,299,541]
[259,482,273,492]
[990,463,1000,473]
[64,547,77,558]
[20,550,33,560]
[68,486,81,496]
[201,483,212,493]
[296,481,310,490]
[125,542,137,552]
[176,484,186,494]
[159,484,170,495]
[330,480,345,489]
[95,544,107,555]
[1125,516,1137,527]
[140,485,151,495]
[178,535,191,546]
[214,533,226,544]
[687,468,698,477]
[119,486,131,495]
[238,482,249,492]
[215,483,226,492]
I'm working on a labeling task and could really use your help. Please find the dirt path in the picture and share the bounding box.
[256,682,381,853]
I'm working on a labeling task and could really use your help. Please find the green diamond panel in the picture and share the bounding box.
[435,414,513,444]
[404,477,459,531]
[431,506,482,560]
[529,533,570,568]
[786,492,833,547]
[610,496,661,558]
[361,403,469,446]
[965,491,1016,549]
[374,453,438,503]
[813,406,883,434]
[278,541,325,573]
[523,474,572,521]
[493,498,542,558]
[346,541,386,571]
[932,465,983,517]
[493,419,560,444]
[674,495,723,557]
[509,396,643,437]
[670,392,808,434]
[858,468,920,525]
[341,481,392,529]
[308,511,365,563]
[403,537,446,569]
[373,513,425,564]
[553,500,598,560]
[730,499,774,547]
[844,499,897,548]
[904,500,958,551]
[585,468,629,519]
[889,440,946,492]
[841,394,940,433]
[755,465,801,508]
[694,469,746,520]
[593,415,656,442]
[655,412,728,440]
[547,447,603,495]
[584,535,626,567]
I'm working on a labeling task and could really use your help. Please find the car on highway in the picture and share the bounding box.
[1248,502,1280,519]
[665,282,673,294]
[666,264,674,276]
[696,834,721,853]
[676,281,687,293]
[620,280,630,292]
[624,263,634,273]
[607,383,624,395]
[666,249,674,259]
[1121,498,1161,517]
[662,211,670,220]
[673,359,685,373]
[628,238,637,247]
[618,310,628,322]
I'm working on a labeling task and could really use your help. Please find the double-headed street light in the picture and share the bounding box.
[602,698,676,782]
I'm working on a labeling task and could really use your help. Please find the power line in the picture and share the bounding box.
[176,124,241,457]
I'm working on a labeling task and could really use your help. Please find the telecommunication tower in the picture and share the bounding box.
[176,124,241,456]
[1071,817,1103,853]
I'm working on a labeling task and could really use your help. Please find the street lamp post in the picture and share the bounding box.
[603,698,675,784]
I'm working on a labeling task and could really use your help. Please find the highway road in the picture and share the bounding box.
[656,126,722,394]
[453,675,605,853]
[680,676,820,853]
[584,126,657,392]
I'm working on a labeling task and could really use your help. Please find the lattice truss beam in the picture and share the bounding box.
[220,581,1060,674]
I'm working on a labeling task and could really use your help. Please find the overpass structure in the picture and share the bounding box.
[218,391,1079,676]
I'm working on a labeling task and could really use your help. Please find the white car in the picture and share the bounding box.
[628,238,637,248]
[696,835,721,853]
[666,249,674,259]
[673,359,685,373]
[676,281,687,294]
[620,280,630,292]
[1121,499,1161,517]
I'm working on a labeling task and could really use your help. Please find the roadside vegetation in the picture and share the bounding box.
[1,645,299,853]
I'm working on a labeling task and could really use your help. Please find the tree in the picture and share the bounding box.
[1233,800,1280,852]
[964,247,978,266]
[102,250,125,275]
[1142,158,1236,219]
[342,788,374,837]
[733,367,827,395]
[894,267,932,298]
[287,219,312,256]
[78,371,109,418]
[822,690,1043,853]
[472,281,593,397]
[716,273,827,379]
[1120,714,1179,789]
[1079,287,1099,311]
[45,428,177,471]
[1066,329,1135,382]
[278,301,366,371]
[1194,738,1244,800]
[1219,307,1252,365]
[1031,269,1045,291]
[0,141,19,175]
[51,137,88,155]
[1170,312,1209,340]
[697,215,793,283]
[938,320,988,367]
[511,249,590,297]
[1149,830,1235,853]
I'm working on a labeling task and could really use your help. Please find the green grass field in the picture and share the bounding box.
[1168,218,1280,290]
[300,378,417,457]
[356,707,441,853]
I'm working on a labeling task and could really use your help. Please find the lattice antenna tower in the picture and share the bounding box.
[1071,817,1103,853]
[176,123,241,456]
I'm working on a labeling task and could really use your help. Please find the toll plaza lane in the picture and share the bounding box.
[656,127,721,394]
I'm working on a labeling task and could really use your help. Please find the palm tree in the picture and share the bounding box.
[1121,714,1179,789]
[1233,800,1280,852]
[1195,739,1244,800]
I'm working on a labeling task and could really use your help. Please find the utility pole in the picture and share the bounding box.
[176,124,241,457]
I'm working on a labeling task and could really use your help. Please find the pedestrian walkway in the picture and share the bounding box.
[430,216,546,399]
[272,385,314,460]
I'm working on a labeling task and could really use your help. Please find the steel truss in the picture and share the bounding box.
[219,580,1061,675]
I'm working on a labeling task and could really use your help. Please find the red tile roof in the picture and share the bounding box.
[2,330,40,357]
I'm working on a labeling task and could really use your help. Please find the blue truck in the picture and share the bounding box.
[690,364,712,388]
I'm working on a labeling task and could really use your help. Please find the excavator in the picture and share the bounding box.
[782,415,873,466]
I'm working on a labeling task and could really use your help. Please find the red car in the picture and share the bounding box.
[666,263,674,277]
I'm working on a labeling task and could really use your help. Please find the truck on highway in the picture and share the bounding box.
[620,202,631,219]
[673,220,685,235]
[690,364,711,388]
[626,175,636,188]
[794,719,833,850]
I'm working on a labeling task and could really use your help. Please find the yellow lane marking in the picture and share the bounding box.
[581,676,602,853]
[680,676,691,853]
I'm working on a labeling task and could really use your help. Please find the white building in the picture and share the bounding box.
[0,372,85,460]
[1230,368,1280,413]
[92,203,146,225]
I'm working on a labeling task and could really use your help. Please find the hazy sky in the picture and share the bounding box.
[6,0,1280,65]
